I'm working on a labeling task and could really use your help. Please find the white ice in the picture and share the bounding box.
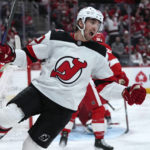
[0,94,150,150]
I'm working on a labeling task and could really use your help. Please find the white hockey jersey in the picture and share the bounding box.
[12,30,117,111]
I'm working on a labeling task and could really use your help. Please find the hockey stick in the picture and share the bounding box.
[1,0,18,45]
[124,100,129,133]
[108,100,129,133]
[107,101,122,111]
[107,101,115,111]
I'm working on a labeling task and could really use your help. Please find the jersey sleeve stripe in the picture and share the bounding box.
[109,58,119,67]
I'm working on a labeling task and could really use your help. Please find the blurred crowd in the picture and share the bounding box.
[0,0,150,67]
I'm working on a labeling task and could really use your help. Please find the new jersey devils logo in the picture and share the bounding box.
[51,56,87,84]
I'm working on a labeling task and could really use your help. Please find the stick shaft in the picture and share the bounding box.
[124,100,129,133]
[107,101,115,111]
[1,0,18,45]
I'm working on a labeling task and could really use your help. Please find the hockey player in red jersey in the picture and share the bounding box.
[0,7,146,150]
[60,79,114,150]
[59,33,129,150]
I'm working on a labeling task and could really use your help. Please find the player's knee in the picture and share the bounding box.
[23,135,43,150]
[0,103,24,128]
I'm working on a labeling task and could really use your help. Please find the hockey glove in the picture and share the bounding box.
[122,84,146,105]
[0,43,16,64]
[116,71,129,86]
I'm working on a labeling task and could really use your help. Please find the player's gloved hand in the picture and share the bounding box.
[0,43,16,63]
[117,71,129,86]
[122,84,146,105]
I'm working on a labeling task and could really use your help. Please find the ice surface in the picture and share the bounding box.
[0,94,150,150]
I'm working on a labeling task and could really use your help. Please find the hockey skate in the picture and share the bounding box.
[0,126,11,139]
[59,131,68,147]
[94,139,114,150]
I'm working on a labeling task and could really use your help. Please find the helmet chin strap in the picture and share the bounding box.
[80,24,86,40]
[76,21,86,41]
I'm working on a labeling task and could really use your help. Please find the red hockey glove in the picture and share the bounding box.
[0,43,16,63]
[116,71,129,86]
[122,84,146,105]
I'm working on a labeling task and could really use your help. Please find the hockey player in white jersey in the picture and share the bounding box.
[0,7,146,150]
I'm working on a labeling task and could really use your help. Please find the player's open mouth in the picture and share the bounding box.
[89,32,94,37]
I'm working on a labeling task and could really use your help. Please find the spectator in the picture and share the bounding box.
[23,13,34,37]
[140,7,150,23]
[104,7,120,45]
[111,36,125,60]
[120,15,130,32]
[145,30,150,45]
[125,44,134,54]
[130,49,143,66]
[122,30,129,47]
[135,38,147,55]
[50,0,76,32]
[1,3,10,25]
[131,17,143,46]
[138,16,147,31]
[141,53,149,66]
